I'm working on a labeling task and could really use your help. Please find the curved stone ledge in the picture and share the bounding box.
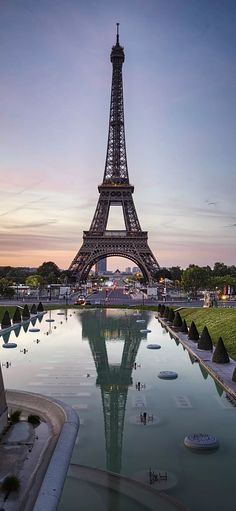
[5,389,79,511]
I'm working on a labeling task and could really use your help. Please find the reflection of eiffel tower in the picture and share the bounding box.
[79,310,141,473]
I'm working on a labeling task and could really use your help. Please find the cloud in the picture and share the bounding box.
[5,219,57,229]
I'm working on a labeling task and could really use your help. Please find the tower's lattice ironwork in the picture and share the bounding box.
[79,309,144,473]
[69,25,160,283]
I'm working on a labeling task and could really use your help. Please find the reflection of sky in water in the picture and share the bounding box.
[1,309,236,511]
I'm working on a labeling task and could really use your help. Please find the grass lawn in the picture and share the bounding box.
[178,307,236,359]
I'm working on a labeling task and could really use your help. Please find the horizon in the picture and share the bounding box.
[1,1,236,270]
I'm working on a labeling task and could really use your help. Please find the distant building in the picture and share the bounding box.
[132,266,140,274]
[95,258,107,275]
[125,267,132,274]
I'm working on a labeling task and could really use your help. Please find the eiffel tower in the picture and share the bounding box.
[69,25,160,284]
[79,309,143,473]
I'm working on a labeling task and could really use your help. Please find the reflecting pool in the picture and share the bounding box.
[1,309,236,511]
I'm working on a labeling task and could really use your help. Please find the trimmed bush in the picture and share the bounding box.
[22,304,30,320]
[30,303,37,315]
[1,475,20,501]
[1,310,11,329]
[212,337,230,364]
[9,410,22,424]
[188,321,199,342]
[28,414,41,426]
[37,302,44,312]
[173,311,182,329]
[198,326,213,351]
[159,304,165,317]
[168,308,175,323]
[232,368,236,382]
[12,307,21,324]
[174,338,180,346]
[157,304,162,313]
[181,319,188,334]
[164,306,169,319]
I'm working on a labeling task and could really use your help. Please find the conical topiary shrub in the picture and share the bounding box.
[168,308,175,323]
[164,306,169,319]
[22,304,30,320]
[37,302,44,313]
[212,337,230,364]
[232,367,236,382]
[30,304,37,315]
[13,307,21,324]
[157,304,162,313]
[1,310,11,329]
[173,311,182,329]
[198,326,213,351]
[159,304,165,317]
[188,321,199,342]
[181,319,188,334]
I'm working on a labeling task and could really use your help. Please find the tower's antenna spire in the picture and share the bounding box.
[116,22,119,44]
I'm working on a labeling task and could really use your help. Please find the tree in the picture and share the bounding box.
[173,311,182,329]
[212,337,230,364]
[25,274,44,288]
[169,266,183,283]
[198,326,213,351]
[188,321,199,341]
[22,304,30,320]
[181,265,210,296]
[13,307,21,324]
[181,319,188,333]
[1,310,11,329]
[168,308,175,323]
[213,262,229,277]
[37,261,61,284]
[0,278,15,298]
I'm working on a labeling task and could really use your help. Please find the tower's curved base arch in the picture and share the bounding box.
[69,231,160,285]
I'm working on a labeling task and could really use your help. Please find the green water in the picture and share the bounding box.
[1,308,236,511]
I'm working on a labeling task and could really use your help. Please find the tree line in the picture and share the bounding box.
[0,261,235,298]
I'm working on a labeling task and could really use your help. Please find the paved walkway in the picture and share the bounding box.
[158,316,236,399]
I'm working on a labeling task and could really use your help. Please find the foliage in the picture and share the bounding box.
[181,265,211,295]
[28,414,41,426]
[212,337,230,364]
[12,307,21,324]
[22,304,30,319]
[37,261,61,284]
[157,304,162,313]
[179,308,236,359]
[213,262,229,277]
[181,319,188,333]
[159,304,165,317]
[25,274,44,288]
[232,368,236,382]
[30,304,37,314]
[198,325,213,351]
[163,306,169,319]
[1,475,20,501]
[0,278,15,298]
[168,266,183,283]
[37,302,44,312]
[173,311,183,329]
[9,409,22,423]
[168,308,175,323]
[1,310,11,328]
[188,321,199,341]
